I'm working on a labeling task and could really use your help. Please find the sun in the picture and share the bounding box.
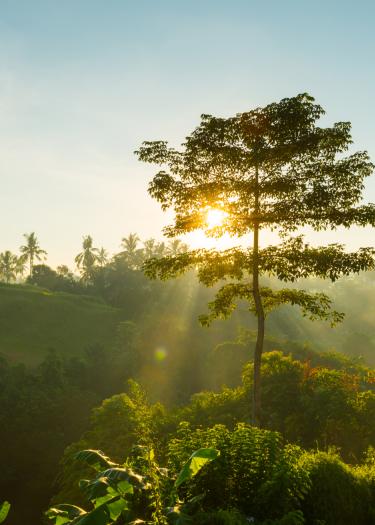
[206,208,227,229]
[184,207,238,250]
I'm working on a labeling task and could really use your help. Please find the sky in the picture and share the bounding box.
[0,0,374,267]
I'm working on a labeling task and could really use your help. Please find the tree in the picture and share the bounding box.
[56,265,73,278]
[15,255,27,278]
[27,264,59,289]
[75,235,99,282]
[167,239,188,256]
[97,247,109,268]
[0,251,18,283]
[119,233,142,269]
[154,241,167,258]
[136,93,375,425]
[143,238,157,259]
[20,232,47,277]
[143,238,170,260]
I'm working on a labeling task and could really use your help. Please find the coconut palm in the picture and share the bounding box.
[167,239,188,256]
[97,247,109,267]
[0,251,18,283]
[75,235,99,282]
[143,238,156,259]
[154,241,167,258]
[16,255,28,278]
[20,233,47,276]
[119,233,142,269]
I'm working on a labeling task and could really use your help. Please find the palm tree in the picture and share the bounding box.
[154,241,166,258]
[119,233,142,269]
[16,255,27,279]
[97,247,109,268]
[0,251,18,283]
[20,233,47,277]
[75,235,99,282]
[167,239,188,256]
[143,238,156,259]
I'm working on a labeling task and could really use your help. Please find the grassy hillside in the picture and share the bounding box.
[0,283,123,365]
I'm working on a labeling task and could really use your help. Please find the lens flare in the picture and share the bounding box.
[154,347,167,362]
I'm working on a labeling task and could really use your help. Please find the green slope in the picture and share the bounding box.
[0,283,124,365]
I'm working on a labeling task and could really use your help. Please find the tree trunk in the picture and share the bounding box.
[251,165,265,427]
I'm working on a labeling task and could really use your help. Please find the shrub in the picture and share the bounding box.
[167,423,310,522]
[300,451,374,525]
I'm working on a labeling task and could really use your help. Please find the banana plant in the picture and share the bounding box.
[46,447,219,525]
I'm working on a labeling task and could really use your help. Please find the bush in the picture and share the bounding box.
[300,451,375,525]
[167,423,310,522]
[167,423,375,525]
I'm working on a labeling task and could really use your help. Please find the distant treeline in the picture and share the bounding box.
[0,231,188,283]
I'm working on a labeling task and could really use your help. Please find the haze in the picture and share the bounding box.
[0,0,374,266]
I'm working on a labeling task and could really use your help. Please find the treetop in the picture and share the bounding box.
[136,93,375,236]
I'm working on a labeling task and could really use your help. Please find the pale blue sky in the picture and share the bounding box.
[0,0,374,266]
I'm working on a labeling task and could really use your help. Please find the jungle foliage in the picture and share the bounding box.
[48,424,375,525]
[52,351,375,524]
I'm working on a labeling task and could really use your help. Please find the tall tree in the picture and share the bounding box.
[143,238,157,259]
[154,241,167,258]
[136,93,375,425]
[0,251,18,283]
[167,238,188,256]
[15,255,27,278]
[119,233,142,269]
[75,235,99,282]
[97,247,109,268]
[20,232,47,277]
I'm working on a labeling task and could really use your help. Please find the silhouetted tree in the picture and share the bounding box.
[75,236,99,282]
[143,238,157,259]
[0,251,18,283]
[119,233,142,269]
[20,232,47,276]
[97,247,109,268]
[137,93,375,425]
[167,238,188,256]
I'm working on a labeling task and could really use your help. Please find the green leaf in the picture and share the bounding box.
[105,497,128,521]
[71,496,128,525]
[175,448,220,488]
[0,502,10,524]
[71,505,109,525]
[46,504,86,525]
[100,467,145,490]
[79,478,114,504]
[75,450,118,472]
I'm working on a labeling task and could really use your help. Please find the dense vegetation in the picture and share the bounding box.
[0,231,374,524]
[48,432,375,525]
[49,348,375,524]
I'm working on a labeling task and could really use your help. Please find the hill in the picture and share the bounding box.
[0,283,123,365]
